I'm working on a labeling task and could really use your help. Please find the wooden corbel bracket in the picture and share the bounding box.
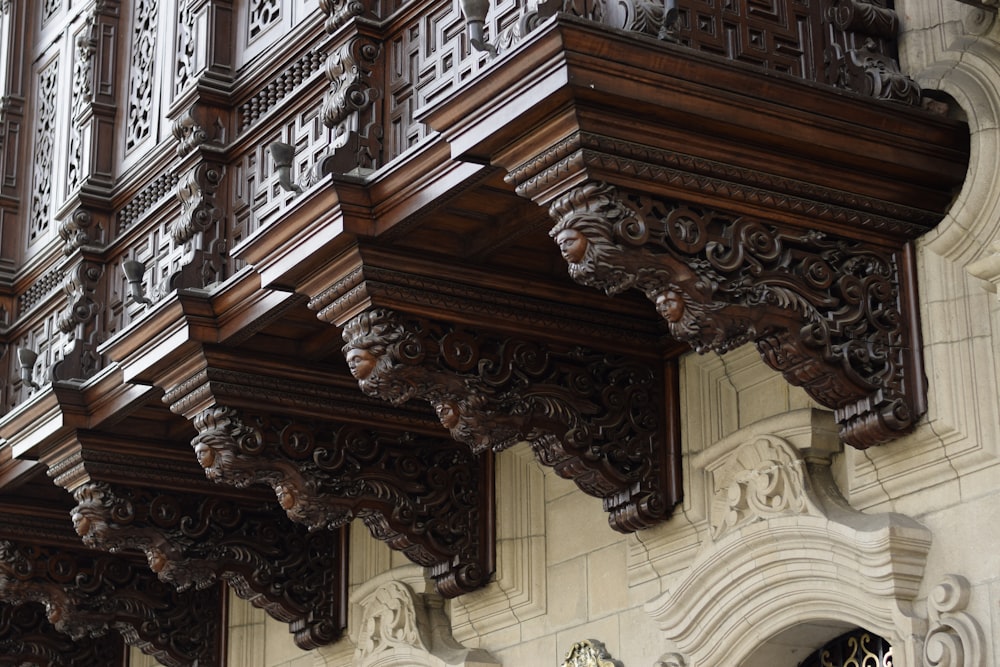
[38,431,348,651]
[338,306,681,532]
[546,181,925,448]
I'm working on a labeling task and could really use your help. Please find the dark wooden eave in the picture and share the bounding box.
[415,15,969,448]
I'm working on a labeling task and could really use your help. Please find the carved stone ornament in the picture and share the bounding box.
[561,639,623,667]
[68,481,347,649]
[352,574,500,667]
[341,307,680,532]
[189,405,492,598]
[0,602,125,667]
[923,575,987,667]
[548,182,922,449]
[707,435,820,541]
[0,539,222,667]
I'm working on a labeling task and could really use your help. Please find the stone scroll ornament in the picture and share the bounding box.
[189,406,491,598]
[0,540,221,667]
[548,183,920,449]
[341,307,677,532]
[68,481,345,650]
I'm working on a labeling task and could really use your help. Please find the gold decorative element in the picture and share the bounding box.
[561,639,622,667]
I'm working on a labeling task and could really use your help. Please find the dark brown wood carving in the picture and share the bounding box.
[0,602,125,667]
[340,307,679,532]
[547,182,922,448]
[0,540,222,667]
[67,480,347,650]
[188,405,492,598]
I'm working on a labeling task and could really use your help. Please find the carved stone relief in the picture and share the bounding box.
[340,306,680,532]
[352,572,500,667]
[66,480,347,649]
[561,639,623,667]
[548,182,923,449]
[186,403,492,598]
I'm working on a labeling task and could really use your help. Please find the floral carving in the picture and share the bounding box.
[341,307,680,532]
[29,59,59,247]
[171,106,224,158]
[0,539,222,667]
[549,182,922,449]
[190,405,492,597]
[67,16,97,195]
[67,481,346,649]
[319,0,376,33]
[174,0,196,95]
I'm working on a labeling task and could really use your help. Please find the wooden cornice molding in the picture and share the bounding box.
[420,16,970,448]
[339,306,682,532]
[0,601,125,667]
[35,433,348,650]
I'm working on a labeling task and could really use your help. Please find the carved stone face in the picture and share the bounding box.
[655,290,685,323]
[346,348,377,380]
[555,228,589,264]
[435,400,461,430]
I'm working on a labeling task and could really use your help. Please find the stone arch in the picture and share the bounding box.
[644,411,932,667]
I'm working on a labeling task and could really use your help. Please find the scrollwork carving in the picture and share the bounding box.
[0,539,222,667]
[825,41,921,105]
[0,602,125,667]
[319,0,376,32]
[341,307,679,532]
[189,404,492,597]
[67,480,346,649]
[172,161,225,244]
[322,35,383,171]
[57,260,102,335]
[548,182,922,449]
[924,575,986,667]
[707,436,818,540]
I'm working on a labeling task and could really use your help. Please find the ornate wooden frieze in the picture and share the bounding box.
[546,182,922,448]
[186,403,492,597]
[0,602,126,667]
[67,481,347,649]
[340,306,680,532]
[0,540,222,667]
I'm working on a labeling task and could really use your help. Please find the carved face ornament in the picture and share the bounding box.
[555,228,589,264]
[345,347,378,380]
